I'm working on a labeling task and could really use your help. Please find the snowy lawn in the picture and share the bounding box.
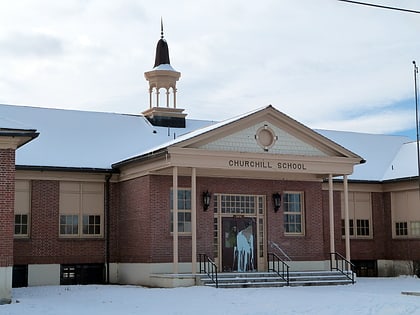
[3,277,420,315]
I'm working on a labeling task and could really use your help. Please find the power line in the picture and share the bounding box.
[337,0,420,14]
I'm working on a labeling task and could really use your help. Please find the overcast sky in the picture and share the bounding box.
[1,0,419,138]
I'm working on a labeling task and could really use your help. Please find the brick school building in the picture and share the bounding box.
[0,28,419,304]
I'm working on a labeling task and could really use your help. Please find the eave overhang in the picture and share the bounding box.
[0,128,39,149]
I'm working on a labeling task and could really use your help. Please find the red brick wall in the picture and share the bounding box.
[382,191,420,260]
[108,181,120,263]
[117,175,326,264]
[324,188,420,262]
[117,176,152,263]
[14,180,106,265]
[324,190,389,260]
[11,172,420,268]
[0,149,15,267]
[347,192,387,259]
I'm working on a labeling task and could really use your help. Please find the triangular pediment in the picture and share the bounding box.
[197,120,328,156]
[173,105,362,160]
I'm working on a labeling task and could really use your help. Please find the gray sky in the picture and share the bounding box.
[1,0,419,137]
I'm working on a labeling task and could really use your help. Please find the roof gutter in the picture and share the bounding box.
[111,148,168,169]
[382,175,420,184]
[326,175,420,185]
[16,164,119,174]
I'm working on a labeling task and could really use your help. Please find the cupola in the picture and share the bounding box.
[142,20,186,128]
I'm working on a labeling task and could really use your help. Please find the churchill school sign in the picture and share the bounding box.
[165,148,356,177]
[228,159,307,170]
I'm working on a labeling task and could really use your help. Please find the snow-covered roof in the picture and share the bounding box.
[114,106,268,165]
[0,103,418,182]
[152,64,178,72]
[316,130,414,181]
[0,104,212,170]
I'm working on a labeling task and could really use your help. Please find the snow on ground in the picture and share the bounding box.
[3,277,420,315]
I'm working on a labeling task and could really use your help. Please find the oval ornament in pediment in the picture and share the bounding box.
[255,125,277,151]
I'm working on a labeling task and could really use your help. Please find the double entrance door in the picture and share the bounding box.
[221,217,257,272]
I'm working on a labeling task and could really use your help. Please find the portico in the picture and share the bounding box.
[114,105,363,283]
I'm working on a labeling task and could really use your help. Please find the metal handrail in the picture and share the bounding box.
[330,252,355,284]
[198,253,218,288]
[269,241,292,261]
[267,252,290,286]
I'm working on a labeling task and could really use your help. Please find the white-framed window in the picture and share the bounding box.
[283,192,304,235]
[60,215,79,235]
[395,221,408,236]
[341,219,354,236]
[411,221,420,236]
[59,182,104,237]
[341,191,372,238]
[15,214,29,236]
[391,190,420,239]
[394,221,420,238]
[170,188,192,233]
[14,180,31,237]
[83,215,101,235]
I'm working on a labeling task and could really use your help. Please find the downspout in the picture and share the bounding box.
[105,172,112,284]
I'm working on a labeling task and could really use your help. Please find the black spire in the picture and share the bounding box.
[153,18,170,67]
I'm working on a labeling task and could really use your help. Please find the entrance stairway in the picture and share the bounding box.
[197,270,355,288]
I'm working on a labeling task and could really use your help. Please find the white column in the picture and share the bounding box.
[173,166,178,274]
[156,89,160,107]
[173,88,177,108]
[149,88,153,108]
[343,175,351,265]
[191,168,197,274]
[166,89,170,108]
[328,174,335,256]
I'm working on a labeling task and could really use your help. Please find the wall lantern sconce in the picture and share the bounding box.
[272,192,281,212]
[203,190,211,211]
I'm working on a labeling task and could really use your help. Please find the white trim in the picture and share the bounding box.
[191,167,197,274]
[344,175,351,263]
[172,166,178,273]
[328,174,335,255]
[0,267,12,305]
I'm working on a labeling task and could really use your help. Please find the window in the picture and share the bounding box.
[395,222,408,236]
[356,219,370,236]
[14,180,31,237]
[83,215,101,235]
[283,192,304,235]
[15,214,28,236]
[59,182,104,237]
[411,221,420,236]
[341,219,354,236]
[60,264,105,285]
[341,192,372,238]
[61,266,76,285]
[395,221,420,237]
[60,215,79,235]
[170,188,191,233]
[220,195,256,214]
[392,191,420,238]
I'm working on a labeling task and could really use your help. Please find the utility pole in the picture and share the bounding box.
[413,61,420,197]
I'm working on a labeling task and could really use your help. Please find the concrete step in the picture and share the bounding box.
[198,270,354,288]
